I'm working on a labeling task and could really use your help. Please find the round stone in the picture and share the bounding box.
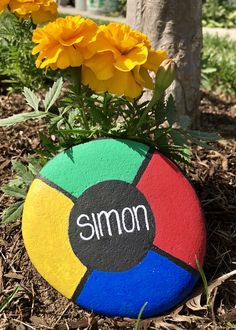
[22,138,206,318]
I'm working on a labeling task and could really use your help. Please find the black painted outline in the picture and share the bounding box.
[36,174,77,203]
[36,144,157,303]
[132,147,155,186]
[71,246,199,304]
[151,245,199,278]
[71,269,92,302]
[36,142,201,305]
[35,174,93,302]
[69,145,155,301]
[132,148,200,278]
[69,180,156,273]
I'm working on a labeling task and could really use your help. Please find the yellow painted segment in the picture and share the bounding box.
[22,179,87,298]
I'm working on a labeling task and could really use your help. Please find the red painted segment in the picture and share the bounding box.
[137,152,206,270]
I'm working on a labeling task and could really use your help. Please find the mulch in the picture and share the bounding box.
[0,90,235,330]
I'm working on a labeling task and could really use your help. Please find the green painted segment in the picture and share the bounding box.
[39,139,149,197]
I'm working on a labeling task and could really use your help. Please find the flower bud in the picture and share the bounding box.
[154,59,176,92]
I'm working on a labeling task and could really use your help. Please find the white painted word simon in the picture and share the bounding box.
[76,205,150,241]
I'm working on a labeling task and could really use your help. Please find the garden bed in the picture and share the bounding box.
[0,90,235,329]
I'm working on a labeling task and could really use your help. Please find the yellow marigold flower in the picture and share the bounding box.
[32,16,98,70]
[82,23,168,98]
[8,0,58,24]
[82,65,152,99]
[0,0,10,13]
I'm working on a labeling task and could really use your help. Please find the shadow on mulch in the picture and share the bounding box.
[0,90,236,329]
[201,112,236,138]
[200,90,236,139]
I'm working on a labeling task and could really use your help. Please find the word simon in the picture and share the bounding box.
[76,205,150,241]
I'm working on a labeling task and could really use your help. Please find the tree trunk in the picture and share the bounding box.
[127,0,202,125]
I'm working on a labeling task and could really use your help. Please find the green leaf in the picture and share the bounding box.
[39,132,59,153]
[177,145,192,162]
[35,149,53,158]
[168,144,192,164]
[11,160,27,176]
[170,129,187,147]
[68,108,80,127]
[11,160,35,184]
[154,100,166,127]
[6,177,23,187]
[27,157,44,175]
[168,152,191,165]
[166,95,177,126]
[0,286,21,313]
[0,111,46,127]
[202,67,217,74]
[49,115,63,128]
[43,78,63,112]
[23,87,40,111]
[155,127,168,137]
[90,106,109,128]
[1,185,26,198]
[2,201,24,223]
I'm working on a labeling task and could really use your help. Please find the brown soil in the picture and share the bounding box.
[0,91,235,330]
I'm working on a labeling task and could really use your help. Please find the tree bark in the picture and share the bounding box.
[127,0,202,125]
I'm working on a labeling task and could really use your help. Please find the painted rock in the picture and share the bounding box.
[22,138,206,318]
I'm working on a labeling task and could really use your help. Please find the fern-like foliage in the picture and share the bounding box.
[1,157,46,223]
[0,12,55,93]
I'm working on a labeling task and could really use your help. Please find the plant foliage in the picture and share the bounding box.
[1,157,46,223]
[0,12,55,93]
[0,9,221,224]
[202,0,236,28]
[202,34,236,97]
[0,77,219,222]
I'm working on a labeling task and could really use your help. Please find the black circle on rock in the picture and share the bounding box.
[69,180,155,272]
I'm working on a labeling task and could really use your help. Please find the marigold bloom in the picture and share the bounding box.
[0,0,10,13]
[82,23,168,98]
[32,16,98,70]
[8,0,57,24]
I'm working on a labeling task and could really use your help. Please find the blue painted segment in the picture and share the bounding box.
[75,251,198,318]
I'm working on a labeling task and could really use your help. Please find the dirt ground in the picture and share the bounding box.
[0,91,235,330]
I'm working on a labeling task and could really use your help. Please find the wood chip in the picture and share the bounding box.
[4,272,23,280]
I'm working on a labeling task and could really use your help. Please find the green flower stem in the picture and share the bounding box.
[70,67,89,130]
[79,107,89,131]
[70,66,81,95]
[135,89,164,132]
[134,58,176,133]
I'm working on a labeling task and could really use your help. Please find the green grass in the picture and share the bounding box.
[196,258,210,307]
[202,34,236,98]
[135,302,148,329]
[0,286,21,313]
